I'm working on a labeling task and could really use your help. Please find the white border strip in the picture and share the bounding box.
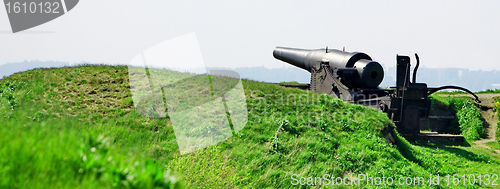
[60,0,68,13]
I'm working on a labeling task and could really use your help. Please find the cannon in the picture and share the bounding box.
[273,46,480,135]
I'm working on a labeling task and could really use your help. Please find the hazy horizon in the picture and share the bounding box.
[1,60,498,92]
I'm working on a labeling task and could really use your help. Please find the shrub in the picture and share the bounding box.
[455,100,486,140]
[0,81,24,109]
[431,95,485,141]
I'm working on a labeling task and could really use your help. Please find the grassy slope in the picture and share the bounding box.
[0,66,499,188]
[0,67,182,188]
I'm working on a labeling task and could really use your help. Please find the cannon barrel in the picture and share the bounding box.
[273,47,384,88]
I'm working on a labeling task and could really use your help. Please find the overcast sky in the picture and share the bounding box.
[1,0,499,71]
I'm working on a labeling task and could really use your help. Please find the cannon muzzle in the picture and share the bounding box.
[273,46,384,88]
[273,47,312,71]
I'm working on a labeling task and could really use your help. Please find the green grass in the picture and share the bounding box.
[435,91,468,95]
[430,94,486,141]
[477,89,500,94]
[1,66,499,188]
[485,142,500,151]
[436,89,500,95]
[0,66,182,188]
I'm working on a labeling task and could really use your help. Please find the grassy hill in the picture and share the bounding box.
[0,66,499,188]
